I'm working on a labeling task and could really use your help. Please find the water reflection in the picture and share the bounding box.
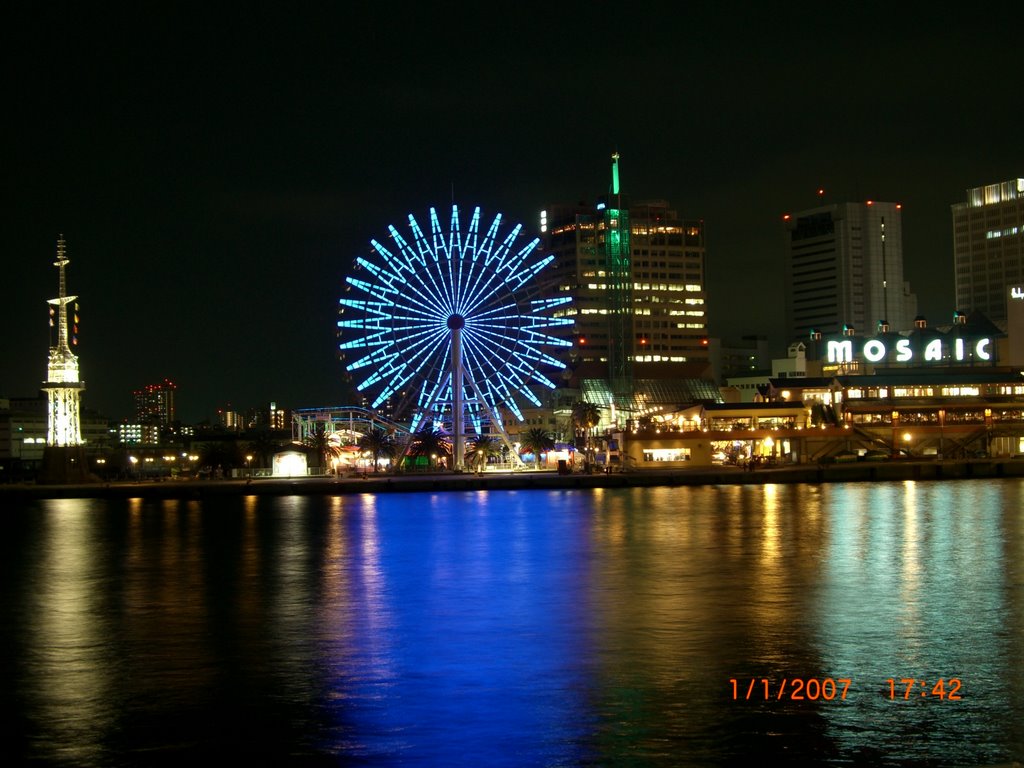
[1,481,1022,766]
[27,499,115,766]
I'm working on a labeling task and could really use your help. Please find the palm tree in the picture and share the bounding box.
[359,427,396,472]
[303,423,340,473]
[571,400,601,470]
[519,427,555,470]
[408,426,451,471]
[246,427,284,470]
[465,434,502,473]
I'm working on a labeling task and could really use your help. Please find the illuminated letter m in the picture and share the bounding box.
[826,339,854,363]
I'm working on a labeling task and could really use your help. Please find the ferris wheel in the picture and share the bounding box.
[337,204,573,468]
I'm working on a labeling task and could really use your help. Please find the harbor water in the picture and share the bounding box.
[2,479,1023,766]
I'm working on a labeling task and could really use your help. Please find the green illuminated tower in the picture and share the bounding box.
[603,152,633,404]
[539,155,711,429]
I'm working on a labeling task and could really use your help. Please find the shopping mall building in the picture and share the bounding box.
[613,292,1024,468]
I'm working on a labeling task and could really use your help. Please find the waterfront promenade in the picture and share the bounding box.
[4,457,1024,500]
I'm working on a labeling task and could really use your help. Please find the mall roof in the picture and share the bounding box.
[581,378,723,410]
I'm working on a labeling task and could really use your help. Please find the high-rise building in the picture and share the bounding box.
[782,200,918,343]
[540,155,709,394]
[952,178,1024,325]
[133,379,177,426]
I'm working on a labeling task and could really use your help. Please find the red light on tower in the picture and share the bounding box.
[783,214,791,221]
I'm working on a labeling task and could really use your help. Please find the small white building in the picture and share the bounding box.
[272,450,308,477]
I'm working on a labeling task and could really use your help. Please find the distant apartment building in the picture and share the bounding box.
[952,178,1024,325]
[118,422,160,445]
[133,378,177,426]
[783,200,918,343]
[263,401,288,430]
[218,406,245,431]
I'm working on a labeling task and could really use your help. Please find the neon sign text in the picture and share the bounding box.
[827,337,992,364]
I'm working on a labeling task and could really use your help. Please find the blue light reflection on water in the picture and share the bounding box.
[307,490,599,766]
[1,480,1022,766]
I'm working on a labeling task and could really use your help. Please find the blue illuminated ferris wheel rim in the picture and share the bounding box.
[337,204,574,422]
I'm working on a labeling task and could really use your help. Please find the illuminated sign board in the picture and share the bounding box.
[1011,286,1024,300]
[826,337,992,364]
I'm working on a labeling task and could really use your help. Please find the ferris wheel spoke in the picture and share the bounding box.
[510,252,554,290]
[417,364,452,414]
[461,338,533,413]
[386,226,425,270]
[463,299,521,326]
[487,225,521,275]
[345,277,400,304]
[392,328,451,374]
[477,212,503,264]
[353,255,404,288]
[457,264,503,320]
[338,298,394,321]
[409,213,456,317]
[376,230,451,315]
[442,206,461,317]
[458,278,511,318]
[518,328,574,351]
[531,296,572,311]
[453,207,483,312]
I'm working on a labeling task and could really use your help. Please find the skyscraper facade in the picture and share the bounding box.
[782,200,918,342]
[952,178,1024,325]
[540,157,709,392]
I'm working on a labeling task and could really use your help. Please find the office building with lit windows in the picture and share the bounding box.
[539,155,710,415]
[782,200,918,343]
[133,379,177,426]
[952,178,1024,325]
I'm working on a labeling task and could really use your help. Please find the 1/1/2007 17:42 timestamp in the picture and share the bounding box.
[730,678,963,701]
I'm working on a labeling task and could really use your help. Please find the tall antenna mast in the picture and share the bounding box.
[50,235,76,354]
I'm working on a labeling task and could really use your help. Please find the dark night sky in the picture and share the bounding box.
[4,4,1022,424]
